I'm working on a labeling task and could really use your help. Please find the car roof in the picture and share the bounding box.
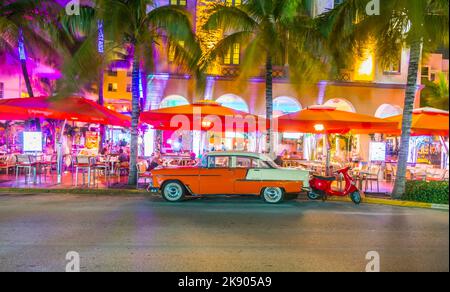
[206,151,267,159]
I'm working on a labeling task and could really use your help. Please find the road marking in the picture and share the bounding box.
[325,211,415,216]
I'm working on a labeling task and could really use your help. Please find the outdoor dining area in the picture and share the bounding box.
[0,96,449,194]
[0,96,133,188]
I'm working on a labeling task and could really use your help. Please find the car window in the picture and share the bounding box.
[236,157,252,168]
[253,158,271,169]
[207,156,230,168]
[235,157,271,169]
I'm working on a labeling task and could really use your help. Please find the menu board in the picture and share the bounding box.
[369,142,386,162]
[23,132,43,152]
[85,131,100,155]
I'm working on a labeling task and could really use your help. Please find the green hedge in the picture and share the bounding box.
[403,181,449,205]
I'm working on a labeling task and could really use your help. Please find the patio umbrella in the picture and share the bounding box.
[0,104,31,121]
[386,107,449,137]
[277,106,397,134]
[140,100,266,132]
[0,96,131,127]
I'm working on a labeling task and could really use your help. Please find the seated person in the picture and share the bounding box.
[148,152,162,171]
[118,148,130,168]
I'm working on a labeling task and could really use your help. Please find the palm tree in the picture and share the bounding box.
[98,0,201,185]
[0,0,61,96]
[320,0,449,198]
[1,0,59,129]
[421,72,449,111]
[202,0,328,153]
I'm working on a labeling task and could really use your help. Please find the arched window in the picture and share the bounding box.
[273,96,302,117]
[216,94,249,113]
[374,104,403,118]
[159,95,189,109]
[324,98,356,113]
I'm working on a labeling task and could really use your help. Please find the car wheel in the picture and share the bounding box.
[350,191,362,205]
[162,181,186,202]
[262,187,284,204]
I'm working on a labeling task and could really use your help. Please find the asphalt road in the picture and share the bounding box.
[0,193,448,272]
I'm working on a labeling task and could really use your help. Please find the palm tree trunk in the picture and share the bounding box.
[392,40,422,199]
[265,56,273,154]
[97,20,105,148]
[128,52,140,185]
[98,71,106,148]
[21,59,34,98]
[20,30,41,131]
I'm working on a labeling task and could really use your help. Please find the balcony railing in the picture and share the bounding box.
[220,65,289,79]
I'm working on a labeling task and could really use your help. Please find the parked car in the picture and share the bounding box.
[149,151,310,204]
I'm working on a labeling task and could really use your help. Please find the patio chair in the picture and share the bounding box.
[0,155,15,175]
[116,161,129,179]
[93,156,110,187]
[384,163,394,181]
[363,165,381,193]
[136,161,152,189]
[37,154,55,182]
[15,154,38,184]
[73,155,94,187]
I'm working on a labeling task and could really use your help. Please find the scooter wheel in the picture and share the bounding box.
[350,191,362,205]
[307,191,321,200]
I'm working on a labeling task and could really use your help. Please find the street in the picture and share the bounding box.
[0,193,448,272]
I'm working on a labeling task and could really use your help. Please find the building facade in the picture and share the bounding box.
[102,0,426,121]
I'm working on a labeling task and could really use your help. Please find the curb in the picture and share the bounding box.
[0,187,150,196]
[327,196,449,210]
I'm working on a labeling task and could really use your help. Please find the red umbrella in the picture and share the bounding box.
[0,96,131,127]
[386,107,449,137]
[140,100,266,132]
[277,106,398,134]
[0,104,31,121]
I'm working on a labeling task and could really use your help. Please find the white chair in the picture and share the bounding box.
[363,165,381,192]
[15,155,38,184]
[73,156,93,187]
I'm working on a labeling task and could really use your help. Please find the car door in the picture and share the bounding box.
[198,155,235,195]
[233,156,265,195]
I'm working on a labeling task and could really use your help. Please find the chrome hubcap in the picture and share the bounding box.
[164,183,183,201]
[264,187,282,203]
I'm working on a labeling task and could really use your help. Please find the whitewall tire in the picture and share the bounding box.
[262,187,284,204]
[162,181,186,202]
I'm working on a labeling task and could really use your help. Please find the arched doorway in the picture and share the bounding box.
[273,96,302,117]
[157,95,191,154]
[323,98,357,162]
[324,98,356,113]
[374,104,403,162]
[159,95,189,109]
[273,96,303,155]
[215,94,250,151]
[374,104,403,118]
[216,94,249,113]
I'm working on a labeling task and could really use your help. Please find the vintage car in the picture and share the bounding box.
[149,151,310,204]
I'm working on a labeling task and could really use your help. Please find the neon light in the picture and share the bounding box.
[18,29,26,61]
[97,20,104,54]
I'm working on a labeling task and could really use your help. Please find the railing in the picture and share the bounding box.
[220,65,289,79]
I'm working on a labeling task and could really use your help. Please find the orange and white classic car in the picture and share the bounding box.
[149,152,310,204]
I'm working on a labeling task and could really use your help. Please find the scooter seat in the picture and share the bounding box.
[313,175,336,182]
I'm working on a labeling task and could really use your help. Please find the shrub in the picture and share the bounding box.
[403,180,449,205]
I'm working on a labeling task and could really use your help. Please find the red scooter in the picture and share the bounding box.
[307,166,362,204]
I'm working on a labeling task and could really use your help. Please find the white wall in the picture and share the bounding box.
[0,74,22,99]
